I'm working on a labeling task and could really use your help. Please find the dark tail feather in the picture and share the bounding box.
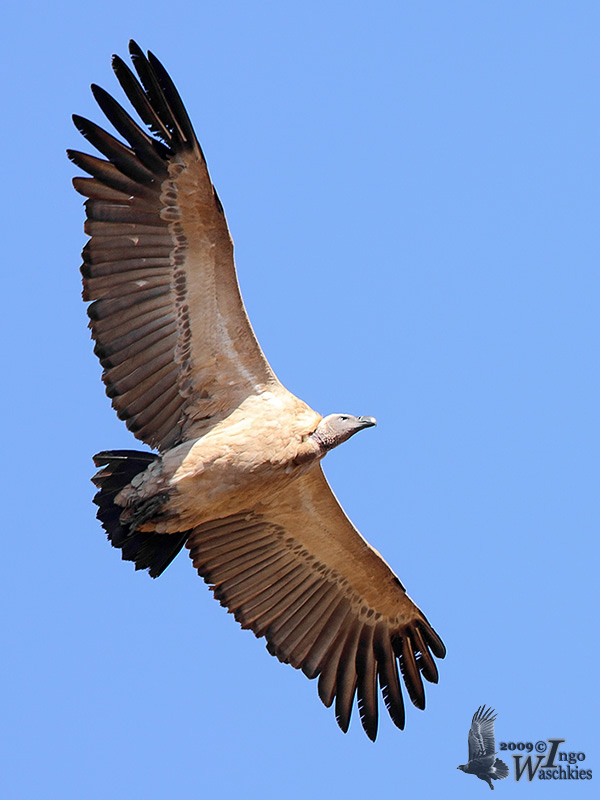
[92,450,189,578]
[492,759,509,780]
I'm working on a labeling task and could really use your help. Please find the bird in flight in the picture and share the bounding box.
[457,706,509,789]
[69,40,446,741]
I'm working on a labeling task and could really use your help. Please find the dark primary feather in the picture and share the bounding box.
[129,41,195,149]
[146,50,198,148]
[111,54,173,143]
[72,115,158,185]
[90,83,170,172]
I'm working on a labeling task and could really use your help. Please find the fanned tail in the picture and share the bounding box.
[492,758,509,780]
[92,450,189,577]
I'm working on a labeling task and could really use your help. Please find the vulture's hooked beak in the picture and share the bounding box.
[357,416,377,429]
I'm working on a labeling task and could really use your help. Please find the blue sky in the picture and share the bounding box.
[2,2,598,797]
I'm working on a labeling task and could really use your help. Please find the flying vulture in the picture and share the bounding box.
[457,706,509,789]
[69,41,446,741]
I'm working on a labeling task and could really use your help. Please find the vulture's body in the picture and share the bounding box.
[115,390,321,529]
[70,41,445,741]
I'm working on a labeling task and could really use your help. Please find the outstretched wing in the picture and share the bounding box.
[468,705,498,760]
[186,465,446,740]
[69,41,282,452]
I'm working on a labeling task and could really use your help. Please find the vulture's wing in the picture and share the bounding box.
[186,465,446,740]
[69,41,280,451]
[468,706,498,760]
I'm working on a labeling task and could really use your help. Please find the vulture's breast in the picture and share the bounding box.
[166,390,322,525]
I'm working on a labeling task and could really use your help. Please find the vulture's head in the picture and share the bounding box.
[313,414,377,451]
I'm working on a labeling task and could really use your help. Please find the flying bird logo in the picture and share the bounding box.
[69,41,446,740]
[457,706,510,789]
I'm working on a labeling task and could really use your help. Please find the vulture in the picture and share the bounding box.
[69,40,446,741]
[457,706,509,789]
